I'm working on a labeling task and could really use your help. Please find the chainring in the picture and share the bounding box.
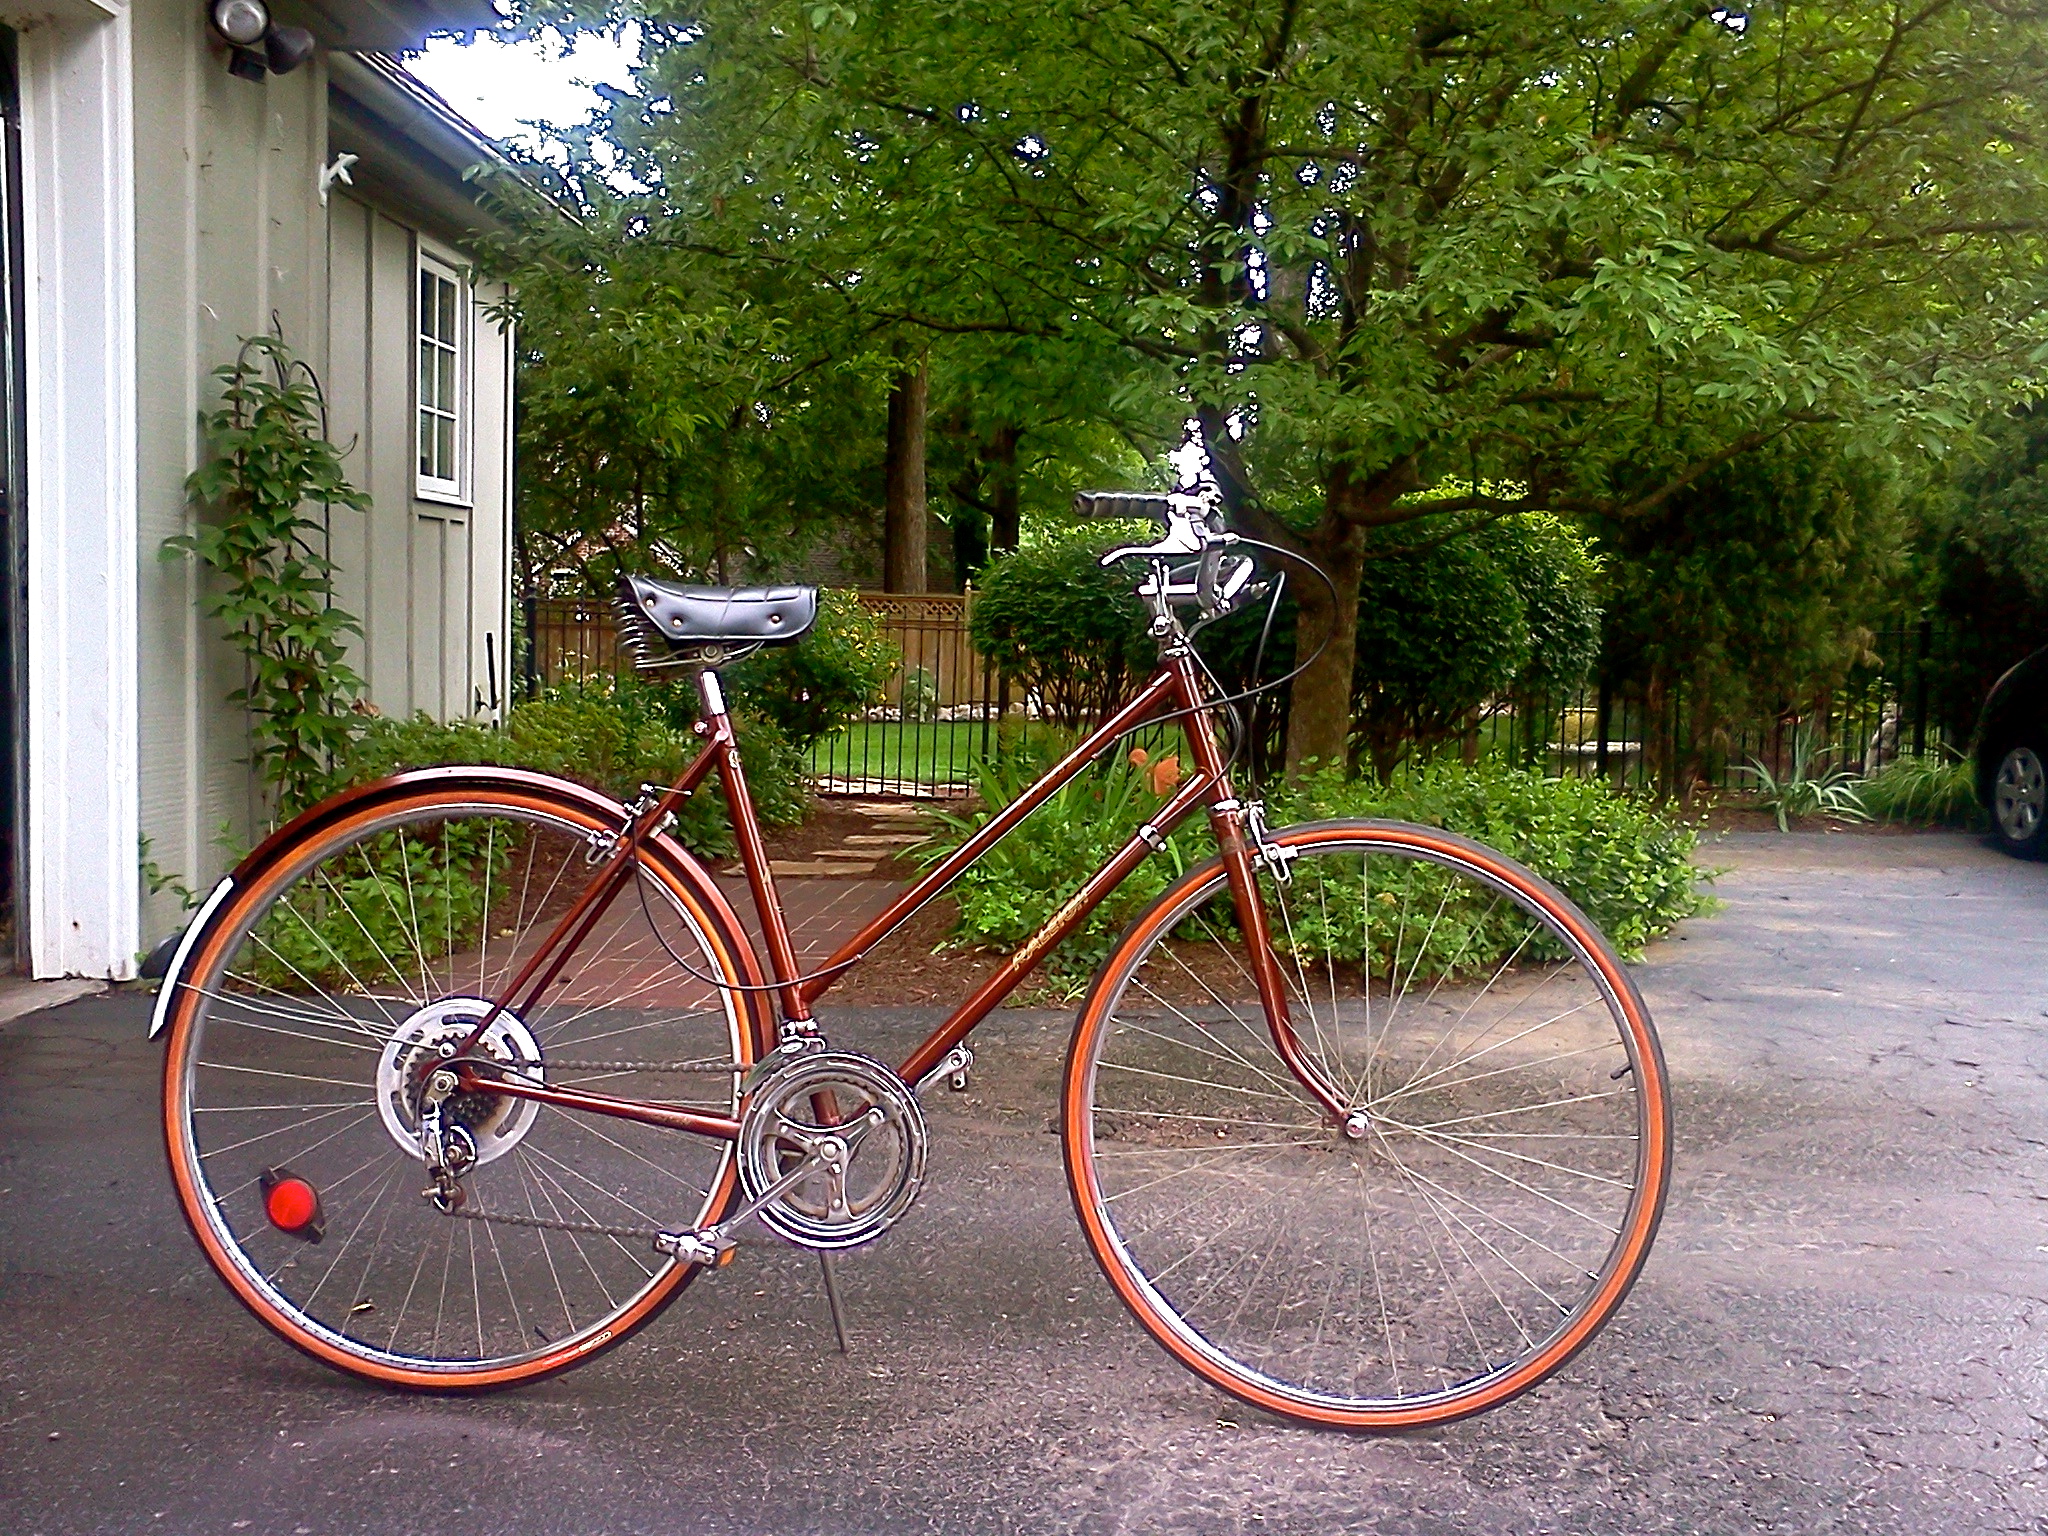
[736,1049,927,1251]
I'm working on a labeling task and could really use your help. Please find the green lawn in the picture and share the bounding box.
[807,718,1206,792]
[808,720,995,786]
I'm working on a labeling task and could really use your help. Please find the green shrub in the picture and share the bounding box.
[1859,750,1981,826]
[343,675,808,857]
[920,735,1207,978]
[1352,515,1602,778]
[724,588,897,750]
[923,751,1710,979]
[1270,763,1713,959]
[971,523,1156,728]
[1198,513,1602,779]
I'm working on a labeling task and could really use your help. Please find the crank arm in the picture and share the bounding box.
[655,1107,884,1264]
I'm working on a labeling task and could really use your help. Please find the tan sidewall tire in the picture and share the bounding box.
[1061,818,1672,1430]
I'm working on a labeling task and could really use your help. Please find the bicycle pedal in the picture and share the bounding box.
[653,1227,737,1267]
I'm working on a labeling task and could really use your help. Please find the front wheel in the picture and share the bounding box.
[1062,819,1672,1430]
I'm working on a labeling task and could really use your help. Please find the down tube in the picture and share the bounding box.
[896,768,1222,1087]
[798,671,1184,1007]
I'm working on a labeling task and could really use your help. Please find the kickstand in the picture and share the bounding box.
[817,1252,851,1355]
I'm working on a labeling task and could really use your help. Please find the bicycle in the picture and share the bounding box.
[151,491,1671,1430]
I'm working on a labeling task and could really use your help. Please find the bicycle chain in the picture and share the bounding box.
[524,1057,741,1075]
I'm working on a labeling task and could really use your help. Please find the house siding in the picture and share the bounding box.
[324,191,512,730]
[122,23,513,955]
[130,6,329,950]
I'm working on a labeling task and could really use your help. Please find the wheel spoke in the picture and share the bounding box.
[162,789,747,1385]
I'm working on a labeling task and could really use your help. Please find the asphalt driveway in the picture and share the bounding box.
[5,829,2048,1534]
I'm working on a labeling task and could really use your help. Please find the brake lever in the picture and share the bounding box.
[1096,494,1216,567]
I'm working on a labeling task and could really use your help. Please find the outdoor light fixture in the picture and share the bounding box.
[208,0,316,81]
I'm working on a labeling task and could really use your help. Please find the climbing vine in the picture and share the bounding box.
[165,335,369,815]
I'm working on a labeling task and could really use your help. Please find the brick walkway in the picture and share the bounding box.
[721,798,929,968]
[715,875,905,971]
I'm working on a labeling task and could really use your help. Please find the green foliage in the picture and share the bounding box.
[1495,515,1604,700]
[245,821,497,993]
[1921,405,2048,738]
[1597,432,1908,794]
[970,524,1156,728]
[723,589,898,750]
[342,675,809,857]
[164,335,371,814]
[1203,512,1601,777]
[139,835,199,915]
[925,746,1709,976]
[1270,765,1713,961]
[1352,514,1601,777]
[920,736,1203,977]
[505,0,2048,768]
[1734,726,1870,832]
[1858,751,1982,828]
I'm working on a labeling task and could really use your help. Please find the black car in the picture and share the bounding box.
[1976,645,2048,857]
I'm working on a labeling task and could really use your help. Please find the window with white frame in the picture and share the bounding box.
[416,252,469,501]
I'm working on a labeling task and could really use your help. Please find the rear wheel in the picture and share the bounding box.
[1063,819,1671,1429]
[160,773,764,1390]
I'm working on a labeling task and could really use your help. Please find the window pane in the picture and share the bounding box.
[420,269,435,338]
[419,412,434,477]
[435,416,454,479]
[437,347,455,407]
[419,345,434,410]
[438,279,457,343]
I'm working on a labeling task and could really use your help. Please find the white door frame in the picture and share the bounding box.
[14,0,139,979]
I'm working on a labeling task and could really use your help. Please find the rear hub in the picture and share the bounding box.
[375,998,543,1164]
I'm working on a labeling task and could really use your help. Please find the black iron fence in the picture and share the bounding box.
[806,594,1007,798]
[1491,617,1966,796]
[526,592,1008,798]
[524,594,1966,801]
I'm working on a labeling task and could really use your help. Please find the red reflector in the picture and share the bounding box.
[259,1167,325,1241]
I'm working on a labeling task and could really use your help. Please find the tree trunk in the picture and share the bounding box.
[1284,517,1367,775]
[883,359,929,593]
[988,424,1020,554]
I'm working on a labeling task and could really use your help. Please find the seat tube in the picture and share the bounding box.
[700,669,812,1026]
[1173,655,1348,1123]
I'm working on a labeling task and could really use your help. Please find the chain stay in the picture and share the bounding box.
[445,1202,668,1243]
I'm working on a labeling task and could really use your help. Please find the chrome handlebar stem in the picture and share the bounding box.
[1094,494,1257,625]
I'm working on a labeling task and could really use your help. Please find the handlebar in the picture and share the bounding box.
[1076,488,1259,623]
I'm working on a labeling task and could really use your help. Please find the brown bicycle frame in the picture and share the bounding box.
[454,650,1350,1133]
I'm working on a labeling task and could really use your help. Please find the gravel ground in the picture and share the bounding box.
[4,829,2048,1535]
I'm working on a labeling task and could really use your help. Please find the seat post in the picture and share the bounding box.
[698,668,813,1026]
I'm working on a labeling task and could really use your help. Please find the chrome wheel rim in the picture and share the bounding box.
[1994,747,2045,844]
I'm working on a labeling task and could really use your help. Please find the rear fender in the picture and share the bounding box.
[146,768,774,1056]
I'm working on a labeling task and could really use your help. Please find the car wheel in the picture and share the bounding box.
[1991,744,2048,857]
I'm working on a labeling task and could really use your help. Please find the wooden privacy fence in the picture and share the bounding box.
[523,594,1964,800]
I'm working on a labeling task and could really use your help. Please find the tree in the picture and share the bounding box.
[540,0,2048,771]
[1596,431,1908,793]
[490,0,1180,594]
[1918,404,2048,734]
